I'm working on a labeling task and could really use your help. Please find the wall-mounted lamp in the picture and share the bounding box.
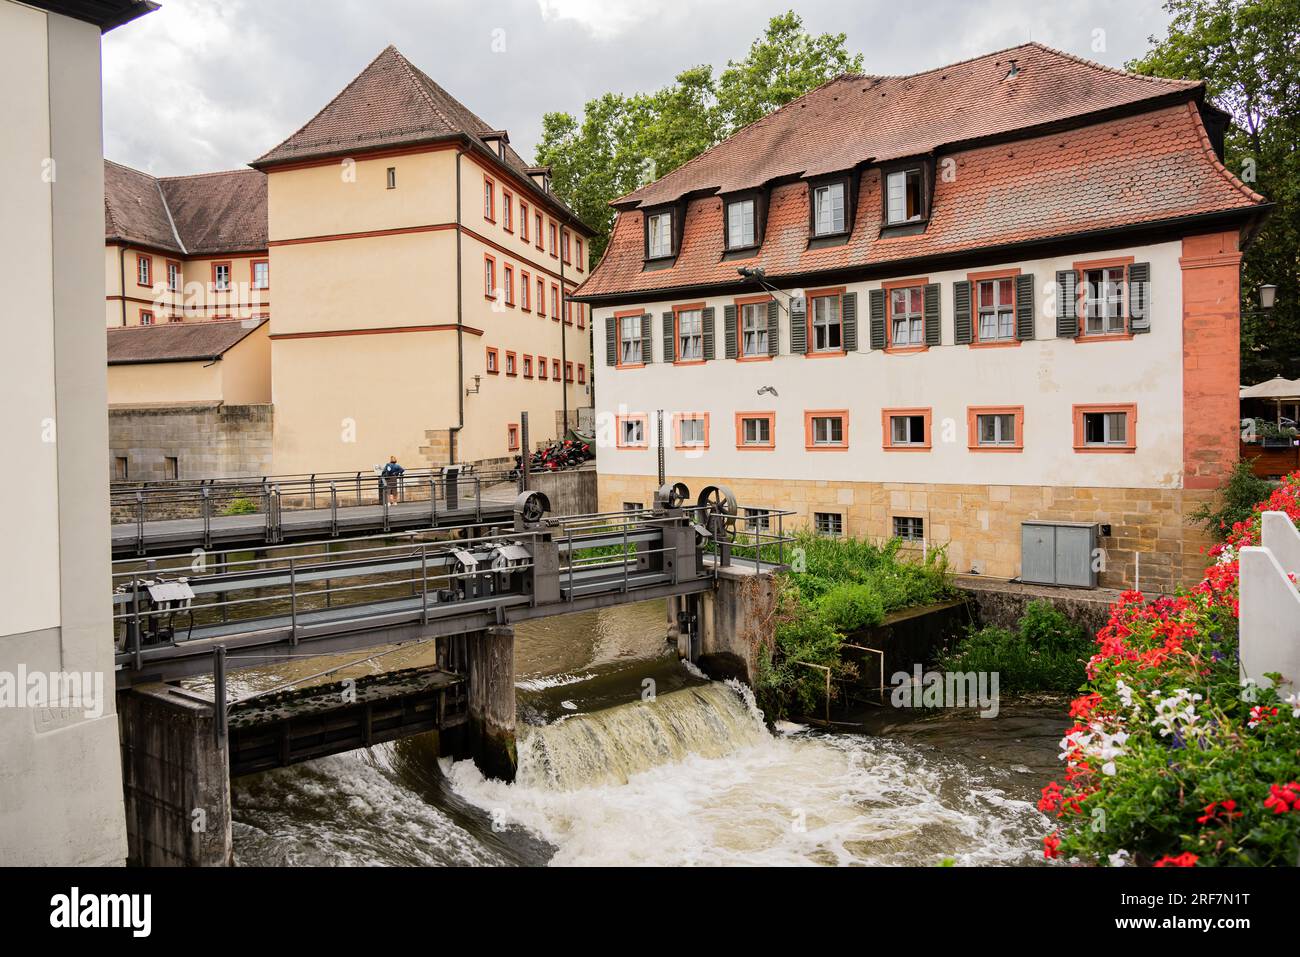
[1260,284,1278,311]
[465,375,481,397]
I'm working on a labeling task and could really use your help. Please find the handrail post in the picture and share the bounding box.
[310,473,316,509]
[288,555,298,646]
[382,480,391,532]
[622,521,629,593]
[567,527,574,601]
[475,475,482,523]
[420,543,429,625]
[429,476,436,526]
[130,572,143,671]
[330,481,338,537]
[201,486,212,550]
[356,471,362,505]
[135,490,145,556]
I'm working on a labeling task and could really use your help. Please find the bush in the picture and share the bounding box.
[222,496,258,516]
[1188,458,1273,542]
[816,582,885,632]
[938,600,1091,693]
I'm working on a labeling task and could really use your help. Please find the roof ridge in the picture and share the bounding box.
[1035,42,1200,87]
[158,167,263,182]
[1181,100,1266,204]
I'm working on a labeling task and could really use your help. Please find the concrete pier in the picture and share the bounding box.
[694,566,780,685]
[463,625,517,782]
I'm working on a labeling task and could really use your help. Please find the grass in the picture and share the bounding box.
[936,599,1092,693]
[755,533,956,720]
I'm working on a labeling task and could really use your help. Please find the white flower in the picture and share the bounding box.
[1108,849,1131,868]
[1285,693,1300,720]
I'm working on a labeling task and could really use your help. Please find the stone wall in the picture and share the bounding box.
[598,472,1216,593]
[109,402,272,482]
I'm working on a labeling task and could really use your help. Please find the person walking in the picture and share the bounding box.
[381,455,405,505]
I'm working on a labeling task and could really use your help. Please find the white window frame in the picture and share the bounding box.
[890,414,926,446]
[1084,267,1126,336]
[811,415,844,446]
[253,261,270,290]
[977,413,1016,446]
[890,286,924,346]
[814,512,843,537]
[885,168,924,225]
[1083,411,1128,446]
[811,294,842,352]
[213,263,230,291]
[676,308,703,361]
[647,211,673,258]
[727,198,756,248]
[741,416,771,447]
[893,516,924,541]
[679,417,706,446]
[813,182,846,236]
[621,418,645,446]
[977,277,1016,342]
[741,302,768,356]
[619,315,643,365]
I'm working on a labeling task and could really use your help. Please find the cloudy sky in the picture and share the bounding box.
[103,0,1177,177]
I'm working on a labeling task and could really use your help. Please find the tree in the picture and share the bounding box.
[537,11,863,264]
[1128,0,1300,381]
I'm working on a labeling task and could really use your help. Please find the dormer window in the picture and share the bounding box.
[812,182,846,236]
[884,166,926,226]
[647,209,674,259]
[727,198,756,249]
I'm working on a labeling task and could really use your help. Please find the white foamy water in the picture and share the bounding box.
[444,682,1049,867]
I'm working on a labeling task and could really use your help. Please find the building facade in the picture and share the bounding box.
[1,0,154,867]
[576,44,1268,593]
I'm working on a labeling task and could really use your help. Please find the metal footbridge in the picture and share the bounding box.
[112,482,791,687]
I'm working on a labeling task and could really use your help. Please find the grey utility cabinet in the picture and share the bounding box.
[1020,521,1099,588]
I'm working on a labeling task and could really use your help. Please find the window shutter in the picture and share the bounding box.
[724,304,738,359]
[1055,270,1077,338]
[605,317,617,366]
[641,313,654,362]
[953,281,972,344]
[1016,273,1035,341]
[842,292,859,351]
[1128,262,1151,333]
[868,288,886,350]
[924,283,940,346]
[662,311,674,362]
[702,306,715,360]
[790,296,807,354]
[767,299,779,356]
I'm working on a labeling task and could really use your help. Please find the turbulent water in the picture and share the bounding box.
[231,600,1059,867]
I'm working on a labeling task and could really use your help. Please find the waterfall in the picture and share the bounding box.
[515,681,768,791]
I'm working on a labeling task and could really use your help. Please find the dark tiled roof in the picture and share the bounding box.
[616,43,1203,210]
[106,318,266,364]
[104,161,267,255]
[252,45,587,229]
[577,102,1265,301]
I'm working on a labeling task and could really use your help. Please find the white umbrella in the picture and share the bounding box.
[1241,376,1300,429]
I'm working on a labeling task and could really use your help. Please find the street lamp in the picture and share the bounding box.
[1260,284,1277,311]
[737,266,800,314]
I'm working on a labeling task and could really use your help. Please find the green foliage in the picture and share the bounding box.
[222,496,258,516]
[938,600,1092,693]
[1128,0,1300,379]
[756,532,956,720]
[1188,458,1276,540]
[536,11,862,262]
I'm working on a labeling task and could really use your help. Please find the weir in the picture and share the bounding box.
[113,483,789,865]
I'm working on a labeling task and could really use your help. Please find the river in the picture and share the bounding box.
[228,599,1061,866]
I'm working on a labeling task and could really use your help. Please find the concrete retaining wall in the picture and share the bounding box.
[530,466,597,516]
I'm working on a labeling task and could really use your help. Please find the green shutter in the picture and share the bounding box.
[767,299,779,356]
[790,296,807,354]
[1129,262,1151,333]
[924,283,941,346]
[702,306,715,360]
[724,304,738,359]
[641,313,654,362]
[868,288,886,350]
[1056,270,1077,338]
[842,292,858,351]
[662,311,674,362]
[605,316,618,366]
[1016,273,1035,341]
[953,280,972,344]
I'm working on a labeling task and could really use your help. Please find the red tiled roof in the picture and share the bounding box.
[616,43,1203,210]
[106,318,266,364]
[105,160,267,255]
[578,102,1264,301]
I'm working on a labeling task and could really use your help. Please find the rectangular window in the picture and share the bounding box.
[520,203,530,241]
[805,410,848,449]
[549,222,558,257]
[505,351,517,376]
[576,238,584,271]
[521,271,531,310]
[623,502,644,513]
[139,310,154,326]
[736,412,775,449]
[675,307,703,361]
[552,358,560,380]
[1074,404,1136,451]
[617,415,648,448]
[890,286,924,347]
[484,178,495,221]
[893,516,924,542]
[523,355,533,378]
[885,168,924,225]
[252,260,270,290]
[740,301,768,356]
[562,229,571,263]
[727,198,756,249]
[502,191,513,231]
[647,210,673,258]
[504,264,514,305]
[577,363,586,384]
[968,406,1024,451]
[551,285,560,320]
[164,456,179,480]
[1083,267,1126,336]
[813,182,846,236]
[386,166,397,189]
[814,512,843,537]
[212,262,231,291]
[884,408,931,450]
[565,361,574,382]
[485,347,499,373]
[535,212,543,249]
[744,507,771,532]
[507,424,520,450]
[484,256,496,298]
[576,302,585,329]
[537,278,546,316]
[113,457,128,480]
[136,254,151,287]
[811,293,842,352]
[674,413,709,449]
[978,278,1016,342]
[565,300,574,325]
[538,355,548,380]
[167,260,181,292]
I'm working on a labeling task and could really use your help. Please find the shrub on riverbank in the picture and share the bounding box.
[756,534,955,720]
[938,600,1092,693]
[1041,471,1300,867]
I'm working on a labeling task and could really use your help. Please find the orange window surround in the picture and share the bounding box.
[485,346,499,374]
[616,414,649,449]
[1073,403,1137,452]
[882,407,932,450]
[735,411,776,450]
[967,406,1025,452]
[673,412,710,450]
[804,410,850,450]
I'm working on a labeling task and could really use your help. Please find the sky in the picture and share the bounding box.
[102,0,1178,177]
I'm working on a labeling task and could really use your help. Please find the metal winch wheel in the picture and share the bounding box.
[696,485,738,543]
[656,481,690,510]
[513,490,551,525]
